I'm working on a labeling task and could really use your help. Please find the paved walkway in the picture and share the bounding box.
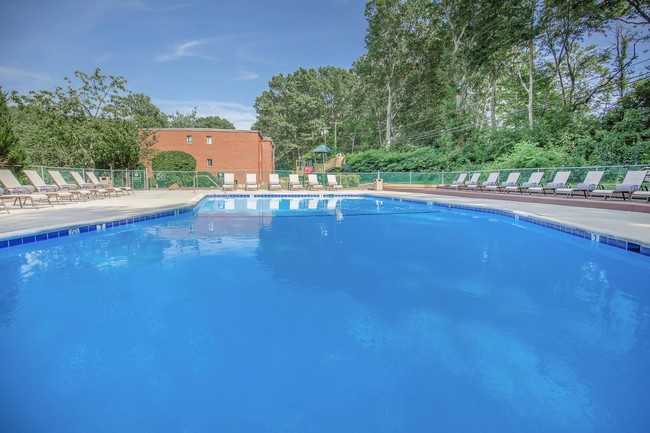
[1,189,649,246]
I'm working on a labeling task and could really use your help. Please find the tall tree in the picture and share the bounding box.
[0,87,26,168]
[12,68,143,168]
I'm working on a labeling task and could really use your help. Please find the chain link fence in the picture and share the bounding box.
[3,164,649,191]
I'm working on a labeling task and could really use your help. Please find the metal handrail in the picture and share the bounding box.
[194,174,228,197]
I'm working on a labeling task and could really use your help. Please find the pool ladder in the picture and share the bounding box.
[193,174,228,197]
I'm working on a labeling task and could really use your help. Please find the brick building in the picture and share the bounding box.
[143,128,275,184]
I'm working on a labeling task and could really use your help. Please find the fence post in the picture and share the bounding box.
[409,172,412,185]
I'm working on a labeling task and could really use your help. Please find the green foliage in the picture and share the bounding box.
[11,68,147,169]
[151,151,196,171]
[490,141,569,169]
[150,151,197,188]
[0,87,26,167]
[167,108,235,129]
[339,174,361,188]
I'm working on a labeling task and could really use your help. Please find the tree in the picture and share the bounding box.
[124,93,168,128]
[194,116,235,129]
[253,67,357,169]
[167,108,235,129]
[12,68,144,169]
[0,87,26,168]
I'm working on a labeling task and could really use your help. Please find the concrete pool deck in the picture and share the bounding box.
[1,189,649,248]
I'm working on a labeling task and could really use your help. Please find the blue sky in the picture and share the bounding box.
[0,0,368,129]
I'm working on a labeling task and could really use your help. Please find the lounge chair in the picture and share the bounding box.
[70,171,110,198]
[0,169,52,208]
[327,174,343,190]
[87,171,134,195]
[554,171,604,198]
[470,172,499,191]
[23,170,74,202]
[289,174,304,190]
[631,190,650,202]
[452,172,480,189]
[0,187,11,213]
[48,170,93,200]
[308,174,323,190]
[439,173,467,189]
[589,170,648,201]
[505,172,544,193]
[528,171,571,195]
[222,173,236,191]
[485,172,520,192]
[268,174,282,191]
[245,173,259,191]
[86,172,124,196]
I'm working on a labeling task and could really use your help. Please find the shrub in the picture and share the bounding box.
[340,174,360,187]
[151,150,196,171]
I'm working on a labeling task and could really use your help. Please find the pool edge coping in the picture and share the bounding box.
[1,192,648,257]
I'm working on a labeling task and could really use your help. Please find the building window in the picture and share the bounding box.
[207,159,213,167]
[206,136,212,144]
[186,135,192,144]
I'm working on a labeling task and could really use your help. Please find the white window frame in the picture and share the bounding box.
[186,135,193,144]
[206,136,212,144]
[207,159,213,167]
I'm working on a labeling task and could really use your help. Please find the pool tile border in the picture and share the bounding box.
[0,206,195,249]
[0,193,648,257]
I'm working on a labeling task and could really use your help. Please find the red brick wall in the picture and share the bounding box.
[144,129,274,184]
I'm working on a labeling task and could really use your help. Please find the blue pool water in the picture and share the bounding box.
[1,196,649,432]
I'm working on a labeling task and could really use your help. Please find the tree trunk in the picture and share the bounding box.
[528,38,534,130]
[490,68,497,129]
[385,82,393,151]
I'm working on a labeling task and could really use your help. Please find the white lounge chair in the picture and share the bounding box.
[590,170,648,201]
[245,173,259,191]
[451,172,480,189]
[327,174,343,190]
[528,171,571,195]
[289,174,304,190]
[23,170,74,202]
[0,169,52,208]
[0,187,10,213]
[554,171,604,198]
[505,172,544,193]
[88,171,134,195]
[439,173,467,189]
[86,172,125,196]
[268,173,282,191]
[308,174,323,190]
[470,172,499,191]
[485,172,520,192]
[222,173,236,191]
[48,170,93,200]
[70,171,110,198]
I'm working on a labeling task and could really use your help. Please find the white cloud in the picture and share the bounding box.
[0,65,54,87]
[155,38,217,62]
[234,70,259,81]
[155,98,257,130]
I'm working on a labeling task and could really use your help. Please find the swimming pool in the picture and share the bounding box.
[1,196,649,432]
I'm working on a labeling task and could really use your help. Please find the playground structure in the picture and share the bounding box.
[313,153,349,173]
